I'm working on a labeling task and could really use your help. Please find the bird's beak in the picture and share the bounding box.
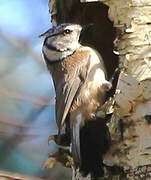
[39,27,55,38]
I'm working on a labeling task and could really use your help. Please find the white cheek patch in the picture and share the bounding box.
[46,37,52,44]
[43,46,61,61]
[46,37,57,47]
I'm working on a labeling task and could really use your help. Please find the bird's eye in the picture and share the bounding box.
[63,29,71,35]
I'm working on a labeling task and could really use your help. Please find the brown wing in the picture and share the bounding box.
[48,50,90,132]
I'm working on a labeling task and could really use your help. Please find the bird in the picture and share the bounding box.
[40,23,112,179]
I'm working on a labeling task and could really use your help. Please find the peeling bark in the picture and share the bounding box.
[101,0,151,172]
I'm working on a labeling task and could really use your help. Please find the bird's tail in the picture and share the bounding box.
[71,116,82,169]
[71,114,111,179]
[79,114,112,179]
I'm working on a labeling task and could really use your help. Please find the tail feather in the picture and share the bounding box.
[80,115,111,178]
[71,114,111,179]
[71,115,82,169]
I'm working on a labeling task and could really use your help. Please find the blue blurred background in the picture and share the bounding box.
[0,0,69,179]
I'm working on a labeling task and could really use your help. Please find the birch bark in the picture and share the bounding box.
[48,0,151,179]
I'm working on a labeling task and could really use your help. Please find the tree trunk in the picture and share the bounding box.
[47,0,151,179]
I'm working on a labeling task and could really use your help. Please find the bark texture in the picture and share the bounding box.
[47,0,151,179]
[102,0,151,168]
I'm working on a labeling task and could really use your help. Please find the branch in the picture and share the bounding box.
[0,170,43,180]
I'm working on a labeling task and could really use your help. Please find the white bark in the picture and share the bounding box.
[86,0,151,172]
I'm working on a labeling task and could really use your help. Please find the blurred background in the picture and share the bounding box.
[0,0,71,179]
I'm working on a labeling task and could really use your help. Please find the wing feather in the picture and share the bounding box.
[51,50,90,131]
[56,75,81,130]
